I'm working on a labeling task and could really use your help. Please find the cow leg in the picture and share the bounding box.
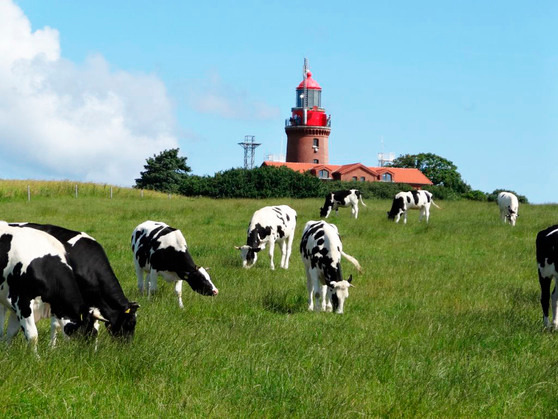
[352,204,358,219]
[551,281,558,329]
[175,280,184,309]
[268,240,276,270]
[283,234,294,269]
[320,284,329,312]
[540,273,551,328]
[279,239,287,269]
[14,303,39,352]
[4,310,20,343]
[135,262,145,293]
[49,317,62,348]
[403,212,408,224]
[0,305,4,338]
[306,269,314,311]
[424,207,430,223]
[148,269,158,297]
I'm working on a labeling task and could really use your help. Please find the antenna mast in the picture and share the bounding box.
[238,135,261,169]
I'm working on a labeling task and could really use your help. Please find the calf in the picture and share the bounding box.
[9,223,139,339]
[387,190,440,224]
[320,189,367,219]
[300,220,361,314]
[536,225,558,329]
[236,205,297,270]
[497,191,519,226]
[0,223,101,350]
[132,220,218,308]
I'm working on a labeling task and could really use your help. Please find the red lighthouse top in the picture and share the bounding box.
[297,71,322,90]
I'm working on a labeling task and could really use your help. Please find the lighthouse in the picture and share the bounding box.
[285,59,331,164]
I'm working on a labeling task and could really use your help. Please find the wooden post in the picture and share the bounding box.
[110,186,113,199]
[27,185,30,202]
[75,184,78,198]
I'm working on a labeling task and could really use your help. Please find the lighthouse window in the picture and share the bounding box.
[313,138,319,147]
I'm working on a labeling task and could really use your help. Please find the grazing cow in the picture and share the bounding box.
[0,223,103,350]
[132,220,218,308]
[320,189,367,219]
[300,220,361,314]
[235,205,297,270]
[497,192,519,226]
[387,190,440,224]
[9,222,139,339]
[536,225,558,329]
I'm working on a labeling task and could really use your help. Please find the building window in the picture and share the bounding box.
[313,159,319,164]
[382,173,393,182]
[318,169,329,179]
[360,177,365,182]
[313,138,319,147]
[352,176,357,181]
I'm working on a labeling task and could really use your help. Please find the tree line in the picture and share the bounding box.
[134,149,528,203]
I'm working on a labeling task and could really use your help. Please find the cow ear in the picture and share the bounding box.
[328,281,337,288]
[347,274,353,283]
[126,302,140,314]
[234,246,241,250]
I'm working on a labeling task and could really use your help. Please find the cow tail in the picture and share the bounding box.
[359,192,367,207]
[341,251,362,273]
[431,199,441,209]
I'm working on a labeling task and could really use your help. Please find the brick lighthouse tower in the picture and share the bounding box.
[285,59,331,164]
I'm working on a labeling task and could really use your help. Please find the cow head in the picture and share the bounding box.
[327,275,354,314]
[387,197,405,221]
[507,206,518,226]
[235,245,261,269]
[107,302,140,339]
[185,267,219,296]
[320,194,334,218]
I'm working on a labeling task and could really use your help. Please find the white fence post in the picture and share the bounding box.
[110,186,113,199]
[75,184,78,199]
[27,185,30,202]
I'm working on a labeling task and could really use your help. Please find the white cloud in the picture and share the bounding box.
[0,0,178,186]
[187,72,280,120]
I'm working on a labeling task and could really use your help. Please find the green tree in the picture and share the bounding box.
[135,148,191,193]
[389,152,471,193]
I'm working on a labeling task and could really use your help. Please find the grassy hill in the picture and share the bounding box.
[0,181,557,417]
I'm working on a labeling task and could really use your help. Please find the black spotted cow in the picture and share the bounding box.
[236,205,297,270]
[387,190,440,224]
[536,225,558,329]
[300,220,361,314]
[497,191,519,226]
[132,220,218,308]
[0,223,104,351]
[12,223,139,339]
[320,189,366,219]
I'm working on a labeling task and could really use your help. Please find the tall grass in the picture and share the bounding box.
[0,182,557,417]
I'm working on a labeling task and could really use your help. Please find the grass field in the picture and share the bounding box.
[0,182,557,417]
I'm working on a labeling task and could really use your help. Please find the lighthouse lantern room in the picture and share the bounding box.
[285,59,331,164]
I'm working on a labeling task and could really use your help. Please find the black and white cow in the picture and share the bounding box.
[300,220,361,314]
[387,190,440,224]
[132,220,218,308]
[0,223,103,350]
[12,223,139,339]
[536,225,558,329]
[235,205,297,270]
[320,189,367,219]
[497,191,519,226]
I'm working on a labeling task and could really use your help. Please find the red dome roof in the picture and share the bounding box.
[297,71,321,90]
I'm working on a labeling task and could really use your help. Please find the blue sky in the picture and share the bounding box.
[2,0,557,203]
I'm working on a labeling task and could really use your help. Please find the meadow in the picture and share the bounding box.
[0,181,557,417]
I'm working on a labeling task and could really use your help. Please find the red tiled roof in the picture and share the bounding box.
[262,161,433,186]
